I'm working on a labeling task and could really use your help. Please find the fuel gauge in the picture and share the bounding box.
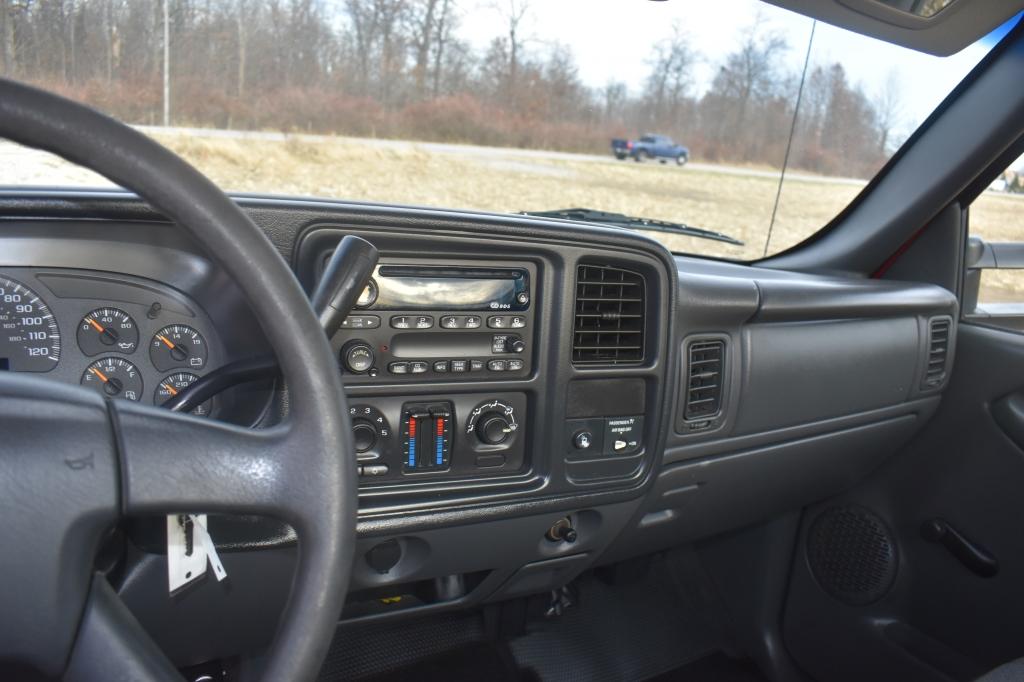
[81,357,143,401]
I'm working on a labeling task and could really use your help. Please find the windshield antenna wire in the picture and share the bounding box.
[764,19,817,257]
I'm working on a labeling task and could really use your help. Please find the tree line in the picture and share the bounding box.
[0,0,903,177]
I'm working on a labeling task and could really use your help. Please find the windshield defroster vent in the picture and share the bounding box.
[572,264,646,365]
[684,339,725,421]
[923,317,951,389]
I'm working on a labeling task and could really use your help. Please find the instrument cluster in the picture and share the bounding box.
[0,269,220,417]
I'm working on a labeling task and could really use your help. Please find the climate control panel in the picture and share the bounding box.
[347,392,527,485]
[401,402,453,472]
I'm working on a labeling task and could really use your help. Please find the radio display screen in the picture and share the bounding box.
[364,266,529,311]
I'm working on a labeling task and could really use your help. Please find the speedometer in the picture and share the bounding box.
[0,276,61,371]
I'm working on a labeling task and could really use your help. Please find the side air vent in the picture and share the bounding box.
[922,316,951,389]
[572,264,646,365]
[684,339,725,421]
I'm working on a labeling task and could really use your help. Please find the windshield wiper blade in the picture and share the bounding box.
[522,208,743,246]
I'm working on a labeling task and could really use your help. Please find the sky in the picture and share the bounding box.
[461,0,1016,146]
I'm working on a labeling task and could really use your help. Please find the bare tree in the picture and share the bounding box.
[873,67,902,154]
[235,0,246,96]
[644,25,696,128]
[603,80,627,121]
[488,0,528,100]
[430,0,452,97]
[409,0,438,98]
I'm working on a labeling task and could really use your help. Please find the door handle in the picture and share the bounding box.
[921,519,999,578]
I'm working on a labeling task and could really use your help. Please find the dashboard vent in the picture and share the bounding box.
[923,317,951,388]
[572,264,646,365]
[684,339,725,420]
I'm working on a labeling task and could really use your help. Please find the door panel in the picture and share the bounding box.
[782,322,1024,682]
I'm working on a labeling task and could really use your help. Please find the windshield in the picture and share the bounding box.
[0,0,1015,259]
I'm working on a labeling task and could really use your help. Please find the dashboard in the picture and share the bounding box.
[0,191,959,667]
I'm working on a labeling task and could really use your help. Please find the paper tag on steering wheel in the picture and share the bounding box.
[166,514,228,594]
[167,514,207,593]
[192,514,227,582]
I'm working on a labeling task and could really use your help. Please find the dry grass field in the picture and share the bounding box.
[150,132,857,261]
[4,130,1023,299]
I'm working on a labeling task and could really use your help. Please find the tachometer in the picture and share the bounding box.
[0,276,61,371]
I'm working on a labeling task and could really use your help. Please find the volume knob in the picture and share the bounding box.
[342,341,374,373]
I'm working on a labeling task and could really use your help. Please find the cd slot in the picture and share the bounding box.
[378,266,523,279]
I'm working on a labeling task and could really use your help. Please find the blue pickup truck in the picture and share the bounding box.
[611,134,689,165]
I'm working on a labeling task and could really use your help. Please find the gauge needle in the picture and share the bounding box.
[86,318,105,333]
[157,334,176,349]
[89,367,110,383]
[162,383,179,396]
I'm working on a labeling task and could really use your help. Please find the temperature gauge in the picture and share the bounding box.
[77,307,138,356]
[80,357,143,401]
[150,324,208,372]
[155,372,211,417]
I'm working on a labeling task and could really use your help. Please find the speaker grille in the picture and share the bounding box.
[807,506,897,606]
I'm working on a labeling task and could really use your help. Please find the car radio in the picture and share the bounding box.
[327,259,536,382]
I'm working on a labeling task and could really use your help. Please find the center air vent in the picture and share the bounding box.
[572,264,645,365]
[922,316,951,389]
[684,339,725,421]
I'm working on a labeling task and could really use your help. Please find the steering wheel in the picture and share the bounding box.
[0,80,356,680]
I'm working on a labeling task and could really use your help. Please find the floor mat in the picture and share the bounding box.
[508,554,722,681]
[320,550,735,681]
[643,652,768,682]
[319,610,486,681]
[356,641,538,682]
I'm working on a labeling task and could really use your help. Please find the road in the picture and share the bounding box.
[0,123,874,188]
[133,125,871,187]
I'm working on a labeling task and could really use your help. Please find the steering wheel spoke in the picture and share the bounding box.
[112,400,303,521]
[65,574,182,682]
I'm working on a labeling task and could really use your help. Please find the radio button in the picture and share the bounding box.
[433,360,449,373]
[414,316,434,329]
[516,292,530,305]
[510,316,526,328]
[487,315,508,329]
[465,316,482,329]
[340,315,381,329]
[440,316,462,329]
[470,360,484,372]
[487,359,508,372]
[508,359,525,371]
[390,316,412,329]
[410,361,429,374]
[388,362,409,374]
[451,359,469,373]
